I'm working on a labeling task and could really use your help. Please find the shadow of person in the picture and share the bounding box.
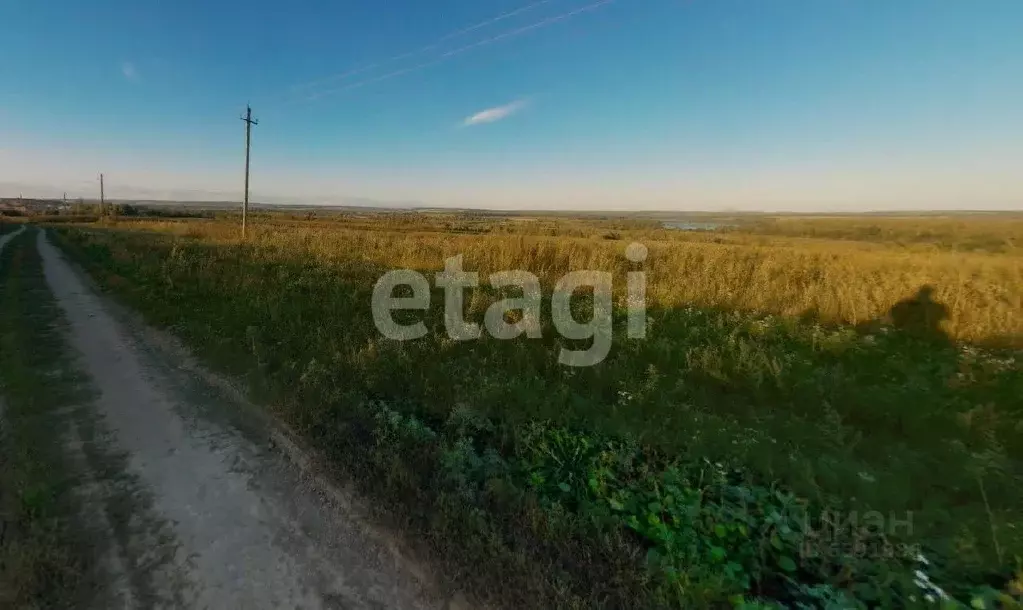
[886,285,951,343]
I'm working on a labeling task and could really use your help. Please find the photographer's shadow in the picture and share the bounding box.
[859,284,952,343]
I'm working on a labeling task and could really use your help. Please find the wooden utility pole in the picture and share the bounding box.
[240,105,258,239]
[99,173,105,215]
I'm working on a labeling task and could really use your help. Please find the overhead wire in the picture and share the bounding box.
[305,0,615,100]
[290,0,555,94]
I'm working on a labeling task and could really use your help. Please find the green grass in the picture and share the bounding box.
[52,221,1023,608]
[0,221,23,235]
[0,229,94,608]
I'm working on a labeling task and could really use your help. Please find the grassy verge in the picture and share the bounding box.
[0,220,25,235]
[0,229,96,608]
[53,222,1023,608]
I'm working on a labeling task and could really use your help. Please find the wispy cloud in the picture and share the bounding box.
[291,0,553,95]
[463,99,530,126]
[303,0,613,101]
[121,61,138,81]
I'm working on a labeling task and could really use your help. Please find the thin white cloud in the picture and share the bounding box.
[121,61,138,80]
[463,99,530,126]
[291,0,553,94]
[303,0,613,101]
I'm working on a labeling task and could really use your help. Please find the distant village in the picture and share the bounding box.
[0,196,145,217]
[0,196,71,215]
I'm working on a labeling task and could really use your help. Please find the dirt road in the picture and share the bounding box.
[5,228,452,609]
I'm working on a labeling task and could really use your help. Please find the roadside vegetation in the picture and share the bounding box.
[0,218,26,235]
[0,229,93,608]
[51,213,1023,608]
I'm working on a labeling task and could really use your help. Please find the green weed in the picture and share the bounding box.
[51,218,1023,608]
[0,230,93,608]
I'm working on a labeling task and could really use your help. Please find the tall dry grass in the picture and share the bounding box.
[739,215,1023,254]
[103,216,1023,347]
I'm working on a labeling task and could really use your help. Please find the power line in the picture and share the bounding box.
[291,0,554,95]
[308,0,614,100]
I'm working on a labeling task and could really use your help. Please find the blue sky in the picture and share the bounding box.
[2,0,1022,210]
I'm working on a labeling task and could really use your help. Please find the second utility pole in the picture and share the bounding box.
[240,105,258,239]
